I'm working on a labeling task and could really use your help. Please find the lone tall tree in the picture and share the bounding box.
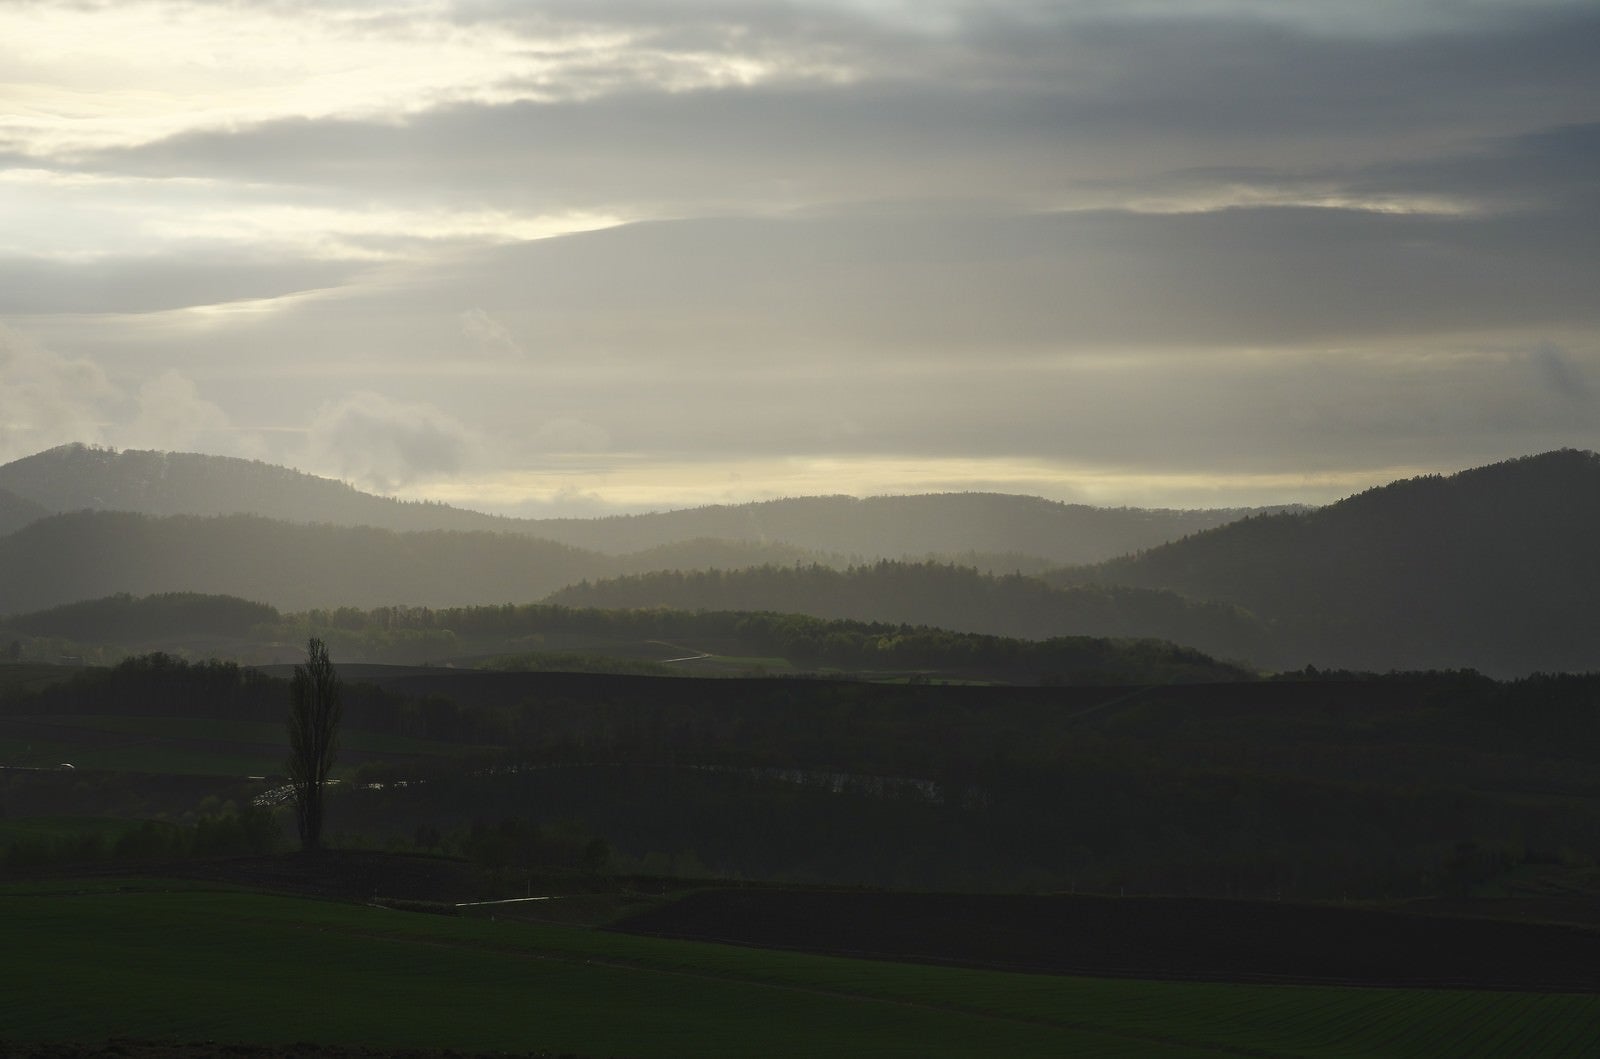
[287,637,341,851]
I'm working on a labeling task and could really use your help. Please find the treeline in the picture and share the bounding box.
[0,592,277,643]
[0,806,281,871]
[545,561,1271,664]
[2,591,1253,683]
[266,600,1254,682]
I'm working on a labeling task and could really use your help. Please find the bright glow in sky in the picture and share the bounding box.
[2,0,1597,512]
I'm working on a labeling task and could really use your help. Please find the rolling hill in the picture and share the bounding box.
[0,444,1279,564]
[0,443,515,534]
[521,492,1289,562]
[1051,449,1600,674]
[0,486,49,537]
[548,560,1271,664]
[0,511,608,613]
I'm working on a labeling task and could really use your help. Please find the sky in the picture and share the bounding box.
[2,0,1597,516]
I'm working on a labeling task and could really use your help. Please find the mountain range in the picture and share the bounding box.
[2,443,1597,675]
[557,450,1600,674]
[0,444,1281,565]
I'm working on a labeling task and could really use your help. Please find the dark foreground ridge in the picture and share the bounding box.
[612,888,1600,993]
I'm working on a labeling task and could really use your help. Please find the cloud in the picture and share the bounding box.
[1529,341,1593,407]
[336,209,1600,360]
[117,369,237,453]
[5,1,1599,514]
[70,6,1600,219]
[532,417,609,453]
[0,252,364,314]
[305,391,482,492]
[0,324,115,461]
[459,307,523,357]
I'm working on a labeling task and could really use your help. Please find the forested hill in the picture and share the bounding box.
[1053,450,1600,675]
[0,444,1280,564]
[0,591,277,642]
[0,444,515,534]
[547,561,1271,665]
[0,487,48,537]
[522,493,1288,563]
[0,512,846,615]
[0,511,609,614]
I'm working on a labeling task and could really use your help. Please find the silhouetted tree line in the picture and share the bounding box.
[263,595,1253,682]
[0,805,280,871]
[545,561,1271,664]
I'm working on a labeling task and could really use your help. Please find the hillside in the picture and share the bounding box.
[548,561,1271,664]
[0,444,515,534]
[0,486,49,536]
[1053,450,1600,674]
[523,493,1288,563]
[0,511,608,613]
[0,444,1278,564]
[0,513,957,618]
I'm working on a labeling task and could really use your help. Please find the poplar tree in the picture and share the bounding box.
[287,638,341,851]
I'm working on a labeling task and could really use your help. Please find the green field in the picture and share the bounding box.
[1,885,1595,1058]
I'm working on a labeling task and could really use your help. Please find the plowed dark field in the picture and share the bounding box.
[16,850,482,903]
[613,888,1600,992]
[0,1044,586,1059]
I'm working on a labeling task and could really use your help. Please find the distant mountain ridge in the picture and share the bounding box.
[523,493,1293,563]
[0,444,1286,565]
[0,444,515,533]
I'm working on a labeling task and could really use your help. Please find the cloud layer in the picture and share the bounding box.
[2,0,1596,510]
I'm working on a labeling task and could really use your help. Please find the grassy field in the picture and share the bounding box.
[2,884,1596,1058]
